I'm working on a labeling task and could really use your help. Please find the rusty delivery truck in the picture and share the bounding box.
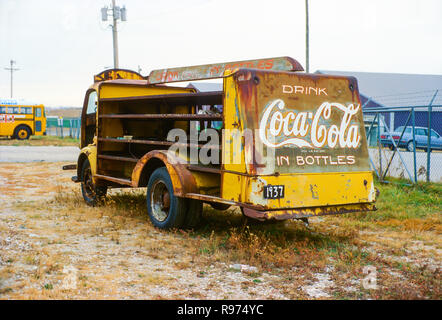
[66,57,377,229]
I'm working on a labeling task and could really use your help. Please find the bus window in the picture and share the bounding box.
[12,107,19,114]
[86,91,97,114]
[19,107,27,114]
[0,107,6,113]
[26,107,32,114]
[35,107,42,117]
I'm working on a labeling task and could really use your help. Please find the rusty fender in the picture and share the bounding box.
[131,150,198,197]
[242,203,377,221]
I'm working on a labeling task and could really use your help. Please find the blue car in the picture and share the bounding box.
[380,126,442,152]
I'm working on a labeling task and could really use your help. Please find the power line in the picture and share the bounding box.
[4,60,19,98]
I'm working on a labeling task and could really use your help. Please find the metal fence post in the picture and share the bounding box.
[411,108,417,183]
[377,112,382,180]
[365,113,381,180]
[77,118,81,139]
[427,90,438,182]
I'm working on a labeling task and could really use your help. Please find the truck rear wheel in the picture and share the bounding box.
[80,159,107,206]
[146,167,188,229]
[147,167,203,229]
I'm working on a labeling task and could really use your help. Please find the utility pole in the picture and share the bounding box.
[111,0,119,69]
[101,1,127,69]
[305,0,309,73]
[4,60,19,98]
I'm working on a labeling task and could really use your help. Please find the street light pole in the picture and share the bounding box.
[4,60,19,98]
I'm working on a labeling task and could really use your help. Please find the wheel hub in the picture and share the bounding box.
[151,180,170,222]
[83,168,95,197]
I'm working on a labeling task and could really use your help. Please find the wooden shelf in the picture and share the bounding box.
[99,91,223,105]
[98,137,220,149]
[99,113,222,120]
[99,137,174,146]
[98,154,139,163]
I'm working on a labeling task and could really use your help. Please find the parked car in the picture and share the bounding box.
[380,126,442,151]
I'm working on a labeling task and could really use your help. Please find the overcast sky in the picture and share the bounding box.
[1,0,441,107]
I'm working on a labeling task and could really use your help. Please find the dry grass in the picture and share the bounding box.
[0,162,440,299]
[0,136,79,146]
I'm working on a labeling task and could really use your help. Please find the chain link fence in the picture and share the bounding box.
[46,116,81,139]
[363,90,441,184]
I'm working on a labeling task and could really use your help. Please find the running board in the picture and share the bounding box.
[93,174,132,186]
[62,164,77,170]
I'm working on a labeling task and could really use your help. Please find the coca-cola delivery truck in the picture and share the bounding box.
[64,57,378,229]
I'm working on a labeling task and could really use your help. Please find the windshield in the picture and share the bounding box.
[430,129,440,138]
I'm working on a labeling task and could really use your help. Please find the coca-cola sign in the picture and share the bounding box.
[259,99,361,149]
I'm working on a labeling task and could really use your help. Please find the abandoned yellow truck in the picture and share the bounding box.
[67,58,377,229]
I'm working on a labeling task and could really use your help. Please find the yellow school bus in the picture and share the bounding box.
[0,100,46,140]
[67,60,378,230]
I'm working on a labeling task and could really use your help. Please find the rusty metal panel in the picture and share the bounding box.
[94,69,145,82]
[229,69,370,175]
[147,57,303,84]
[222,171,376,209]
[242,203,377,221]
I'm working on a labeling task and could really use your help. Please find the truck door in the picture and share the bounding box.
[82,90,98,148]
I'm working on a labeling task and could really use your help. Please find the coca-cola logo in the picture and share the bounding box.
[259,99,361,149]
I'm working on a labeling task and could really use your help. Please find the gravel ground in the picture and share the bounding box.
[0,162,295,299]
[0,162,440,299]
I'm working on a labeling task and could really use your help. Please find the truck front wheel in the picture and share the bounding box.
[80,159,107,206]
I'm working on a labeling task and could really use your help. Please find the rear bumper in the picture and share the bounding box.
[242,202,377,221]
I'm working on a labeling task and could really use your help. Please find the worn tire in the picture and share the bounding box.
[80,159,107,206]
[146,167,188,229]
[14,125,31,140]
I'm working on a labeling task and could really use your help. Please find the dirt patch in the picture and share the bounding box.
[0,162,440,299]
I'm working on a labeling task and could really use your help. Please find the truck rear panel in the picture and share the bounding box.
[222,69,375,214]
